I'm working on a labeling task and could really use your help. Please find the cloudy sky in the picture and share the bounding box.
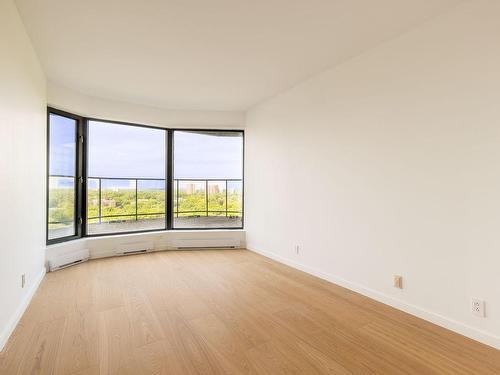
[49,115,243,187]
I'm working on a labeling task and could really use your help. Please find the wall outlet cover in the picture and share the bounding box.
[471,298,485,318]
[393,275,403,289]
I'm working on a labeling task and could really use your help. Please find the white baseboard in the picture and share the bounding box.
[0,267,46,352]
[247,246,500,350]
[89,246,242,260]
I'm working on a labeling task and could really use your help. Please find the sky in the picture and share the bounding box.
[173,130,243,179]
[49,114,76,176]
[49,115,243,188]
[88,120,165,179]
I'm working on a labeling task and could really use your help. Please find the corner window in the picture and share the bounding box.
[46,107,244,244]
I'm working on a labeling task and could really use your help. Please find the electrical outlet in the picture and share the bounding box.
[471,298,485,317]
[393,275,403,289]
[294,245,300,255]
[21,274,25,288]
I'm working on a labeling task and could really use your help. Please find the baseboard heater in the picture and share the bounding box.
[48,248,90,272]
[171,238,241,249]
[115,241,154,256]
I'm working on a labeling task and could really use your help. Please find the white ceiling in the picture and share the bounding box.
[15,0,461,111]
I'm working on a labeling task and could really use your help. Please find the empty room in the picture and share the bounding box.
[1,0,500,373]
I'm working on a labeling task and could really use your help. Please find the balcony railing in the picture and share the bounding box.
[174,178,242,218]
[86,177,242,224]
[87,177,164,224]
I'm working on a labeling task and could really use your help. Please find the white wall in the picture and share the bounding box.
[245,0,500,349]
[0,0,47,351]
[46,229,246,264]
[48,82,245,129]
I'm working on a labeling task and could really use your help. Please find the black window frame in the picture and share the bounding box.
[46,108,86,244]
[46,107,244,245]
[171,130,245,230]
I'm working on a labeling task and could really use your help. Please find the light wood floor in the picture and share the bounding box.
[1,250,499,374]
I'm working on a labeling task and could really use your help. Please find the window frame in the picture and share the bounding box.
[46,107,244,245]
[46,108,86,244]
[171,129,245,231]
[85,118,168,237]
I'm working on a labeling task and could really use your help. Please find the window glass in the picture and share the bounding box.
[173,131,243,228]
[47,114,77,240]
[87,121,166,234]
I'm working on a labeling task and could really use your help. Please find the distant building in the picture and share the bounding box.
[208,184,220,194]
[183,183,197,194]
[90,198,116,208]
[102,199,116,208]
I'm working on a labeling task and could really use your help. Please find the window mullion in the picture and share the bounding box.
[166,130,173,230]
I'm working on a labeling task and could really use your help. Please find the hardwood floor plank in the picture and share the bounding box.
[188,313,260,374]
[133,340,186,375]
[54,311,99,375]
[156,308,243,375]
[1,249,498,374]
[0,320,36,374]
[98,307,141,375]
[123,285,165,348]
[16,318,66,375]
